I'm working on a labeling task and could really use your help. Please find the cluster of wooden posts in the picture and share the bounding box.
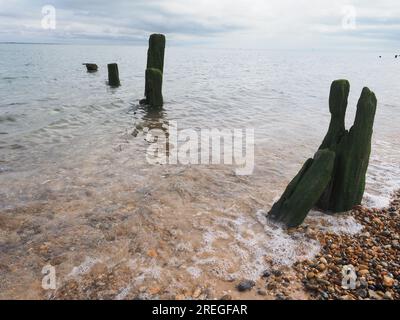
[83,33,165,108]
[83,34,378,229]
[269,80,377,228]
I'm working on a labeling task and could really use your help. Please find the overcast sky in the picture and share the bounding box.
[0,0,399,50]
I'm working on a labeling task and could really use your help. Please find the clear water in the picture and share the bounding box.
[0,44,399,298]
[1,44,399,208]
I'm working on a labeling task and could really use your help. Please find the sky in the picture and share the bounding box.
[0,0,399,50]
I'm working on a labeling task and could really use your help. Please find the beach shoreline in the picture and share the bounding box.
[2,188,398,300]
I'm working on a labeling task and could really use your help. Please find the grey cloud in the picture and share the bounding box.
[0,0,399,49]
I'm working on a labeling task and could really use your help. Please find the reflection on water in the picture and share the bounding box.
[0,44,399,299]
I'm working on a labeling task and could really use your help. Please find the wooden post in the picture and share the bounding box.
[317,86,377,212]
[268,150,335,228]
[83,63,98,72]
[141,34,165,107]
[107,63,120,87]
[268,80,377,227]
[145,68,163,107]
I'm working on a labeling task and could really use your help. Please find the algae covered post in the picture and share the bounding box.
[141,34,166,107]
[268,149,335,228]
[107,63,120,87]
[145,68,163,107]
[317,82,377,212]
[268,79,377,228]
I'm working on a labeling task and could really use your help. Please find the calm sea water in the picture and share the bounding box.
[0,43,399,298]
[1,44,399,209]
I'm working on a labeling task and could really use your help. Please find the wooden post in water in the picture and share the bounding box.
[268,150,335,228]
[268,80,377,228]
[107,63,120,87]
[83,63,98,72]
[140,34,165,107]
[145,68,163,107]
[317,82,377,212]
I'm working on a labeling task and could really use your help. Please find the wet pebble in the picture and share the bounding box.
[236,280,255,292]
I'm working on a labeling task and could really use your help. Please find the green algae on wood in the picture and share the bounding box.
[268,79,377,227]
[143,34,165,107]
[319,80,350,150]
[145,68,163,108]
[268,149,335,228]
[318,85,377,212]
[107,63,120,87]
[146,34,166,73]
[317,80,350,210]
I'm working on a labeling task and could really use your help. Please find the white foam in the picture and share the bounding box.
[190,207,321,281]
[186,266,202,279]
[189,203,370,283]
[305,210,364,235]
[255,210,321,266]
[363,192,394,209]
[363,140,400,208]
[128,257,162,281]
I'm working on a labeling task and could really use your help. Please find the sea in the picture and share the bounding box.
[0,43,399,298]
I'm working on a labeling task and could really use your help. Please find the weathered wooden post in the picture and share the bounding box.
[83,63,98,72]
[141,34,165,107]
[146,34,165,73]
[317,84,377,212]
[268,80,377,228]
[107,63,120,87]
[145,68,163,107]
[268,150,335,228]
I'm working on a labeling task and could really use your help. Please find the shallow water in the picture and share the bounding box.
[0,44,399,298]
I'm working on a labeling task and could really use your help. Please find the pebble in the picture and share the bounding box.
[272,270,283,277]
[257,289,267,296]
[275,293,286,300]
[236,280,256,292]
[359,270,370,277]
[192,287,202,298]
[304,282,319,291]
[320,291,329,299]
[368,290,382,300]
[383,275,394,287]
[266,282,277,290]
[149,287,161,295]
[147,249,158,258]
[355,288,368,298]
[384,291,393,300]
[261,270,271,278]
[359,279,368,289]
[297,193,400,301]
[317,264,326,272]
